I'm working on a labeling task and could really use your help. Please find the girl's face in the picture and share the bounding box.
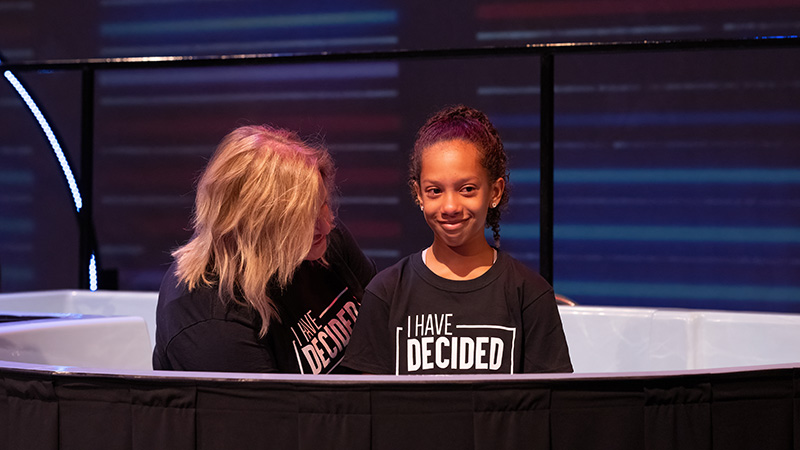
[416,139,504,252]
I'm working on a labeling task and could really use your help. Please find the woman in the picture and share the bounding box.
[153,125,376,374]
[343,105,572,374]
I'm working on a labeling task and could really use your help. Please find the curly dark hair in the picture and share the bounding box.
[409,105,510,246]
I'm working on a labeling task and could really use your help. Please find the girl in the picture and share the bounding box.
[343,105,572,374]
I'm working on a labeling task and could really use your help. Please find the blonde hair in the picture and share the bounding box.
[172,125,335,337]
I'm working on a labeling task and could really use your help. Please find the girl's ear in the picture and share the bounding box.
[491,178,505,207]
[413,181,424,208]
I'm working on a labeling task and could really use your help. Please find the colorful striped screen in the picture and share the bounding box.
[1,0,799,313]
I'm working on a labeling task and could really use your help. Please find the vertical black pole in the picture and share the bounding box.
[78,67,95,289]
[539,53,555,285]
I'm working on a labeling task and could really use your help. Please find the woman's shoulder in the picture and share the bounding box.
[326,220,358,250]
[157,262,253,324]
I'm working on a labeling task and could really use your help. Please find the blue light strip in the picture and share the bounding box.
[89,253,98,291]
[555,280,800,303]
[101,89,398,106]
[2,70,83,211]
[99,62,399,86]
[501,223,800,243]
[754,35,800,39]
[492,110,800,128]
[102,10,398,36]
[3,63,97,290]
[511,168,800,184]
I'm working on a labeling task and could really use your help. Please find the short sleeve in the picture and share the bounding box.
[341,288,393,374]
[161,319,279,373]
[522,288,574,373]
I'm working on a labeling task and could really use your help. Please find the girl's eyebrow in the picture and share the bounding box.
[421,176,481,185]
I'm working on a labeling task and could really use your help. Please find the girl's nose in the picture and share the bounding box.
[441,192,461,215]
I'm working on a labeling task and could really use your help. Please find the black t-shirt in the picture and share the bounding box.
[152,223,376,373]
[342,250,573,375]
[266,263,361,374]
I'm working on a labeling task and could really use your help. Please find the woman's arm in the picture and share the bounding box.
[161,319,279,373]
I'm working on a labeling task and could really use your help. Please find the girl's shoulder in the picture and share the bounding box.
[368,252,422,285]
[495,251,553,289]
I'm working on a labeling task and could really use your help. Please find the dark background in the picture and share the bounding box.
[1,0,799,312]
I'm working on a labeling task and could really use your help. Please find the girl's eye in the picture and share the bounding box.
[462,186,477,194]
[426,187,441,196]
